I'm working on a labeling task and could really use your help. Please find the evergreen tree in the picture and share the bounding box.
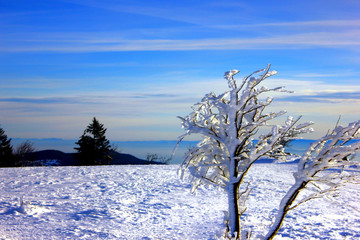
[74,117,112,165]
[0,126,14,167]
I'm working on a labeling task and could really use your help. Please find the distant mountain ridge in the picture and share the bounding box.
[26,150,163,166]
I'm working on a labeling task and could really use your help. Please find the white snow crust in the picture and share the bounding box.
[0,164,359,239]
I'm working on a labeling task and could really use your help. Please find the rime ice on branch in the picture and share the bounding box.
[265,120,360,240]
[177,64,313,238]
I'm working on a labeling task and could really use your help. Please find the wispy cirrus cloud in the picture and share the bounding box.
[1,75,359,139]
[291,72,359,78]
[277,91,360,103]
[213,20,360,29]
[63,0,360,30]
[61,0,240,26]
[265,77,360,98]
[0,96,102,104]
[1,30,360,53]
[2,76,359,106]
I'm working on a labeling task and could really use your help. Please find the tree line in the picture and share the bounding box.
[0,127,34,167]
[0,117,114,167]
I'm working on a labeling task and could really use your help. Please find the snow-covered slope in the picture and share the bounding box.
[0,164,359,239]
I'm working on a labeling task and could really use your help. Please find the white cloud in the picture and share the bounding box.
[3,9,360,53]
[2,29,359,53]
[2,74,359,140]
[213,20,360,29]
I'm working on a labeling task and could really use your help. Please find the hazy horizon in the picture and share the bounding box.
[11,138,315,164]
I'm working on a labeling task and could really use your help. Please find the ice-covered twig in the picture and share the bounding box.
[265,120,360,240]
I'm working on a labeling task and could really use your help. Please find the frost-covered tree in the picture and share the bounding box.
[177,65,313,238]
[265,120,360,239]
[75,117,112,165]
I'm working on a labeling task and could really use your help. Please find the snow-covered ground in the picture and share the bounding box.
[0,164,359,239]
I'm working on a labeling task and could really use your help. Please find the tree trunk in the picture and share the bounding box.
[228,179,241,239]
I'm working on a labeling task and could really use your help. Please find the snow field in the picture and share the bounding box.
[0,164,359,239]
[0,165,227,239]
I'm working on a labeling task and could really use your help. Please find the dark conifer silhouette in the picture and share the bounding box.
[0,126,14,167]
[74,117,112,165]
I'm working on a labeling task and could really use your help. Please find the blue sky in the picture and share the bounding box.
[1,0,360,142]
